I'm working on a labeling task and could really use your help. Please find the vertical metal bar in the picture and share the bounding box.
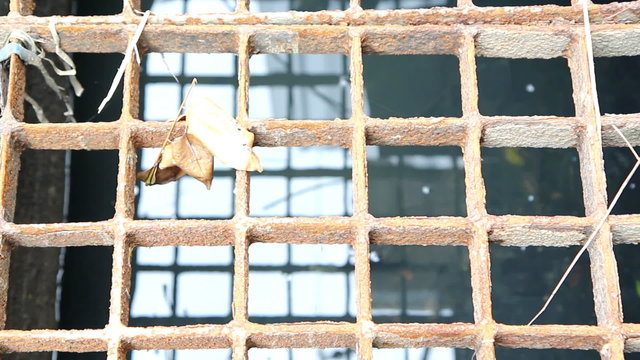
[567,32,624,359]
[114,55,140,220]
[237,33,251,126]
[121,45,141,121]
[236,0,250,12]
[112,132,136,326]
[106,338,128,360]
[0,239,11,329]
[106,228,132,360]
[232,228,249,360]
[232,31,251,360]
[349,32,373,360]
[235,34,251,218]
[8,0,33,15]
[0,134,18,329]
[106,26,140,360]
[0,31,27,332]
[5,54,26,122]
[232,329,248,360]
[459,32,496,360]
[0,135,20,224]
[350,33,367,218]
[0,52,24,227]
[115,132,137,220]
[457,0,475,7]
[123,0,142,14]
[571,0,590,8]
[232,229,249,320]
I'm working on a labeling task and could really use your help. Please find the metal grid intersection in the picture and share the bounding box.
[0,0,640,359]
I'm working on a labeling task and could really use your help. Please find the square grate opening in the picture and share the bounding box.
[476,57,575,117]
[367,145,466,217]
[248,348,353,359]
[603,147,640,215]
[593,56,640,115]
[474,0,568,7]
[363,55,462,118]
[494,347,600,359]
[248,243,356,323]
[490,245,596,325]
[250,0,349,12]
[372,347,473,359]
[249,54,351,120]
[130,349,231,360]
[361,0,456,9]
[7,246,113,331]
[482,148,584,216]
[130,245,234,326]
[370,245,472,323]
[613,244,640,324]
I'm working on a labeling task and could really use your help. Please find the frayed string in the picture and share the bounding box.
[0,28,83,122]
[97,10,150,114]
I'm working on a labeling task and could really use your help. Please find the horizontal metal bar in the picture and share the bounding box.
[0,329,107,352]
[4,221,114,247]
[0,323,626,353]
[374,323,477,348]
[495,324,607,350]
[0,22,638,56]
[481,117,579,148]
[6,215,640,247]
[122,325,231,350]
[488,215,591,247]
[624,324,640,352]
[15,116,640,150]
[1,3,638,28]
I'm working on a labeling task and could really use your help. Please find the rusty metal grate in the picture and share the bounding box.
[1,0,640,359]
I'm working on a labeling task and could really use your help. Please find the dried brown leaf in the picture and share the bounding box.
[158,133,214,189]
[137,163,186,185]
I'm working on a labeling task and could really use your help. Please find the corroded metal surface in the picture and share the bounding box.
[0,0,639,359]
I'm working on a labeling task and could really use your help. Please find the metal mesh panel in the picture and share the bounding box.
[1,0,640,359]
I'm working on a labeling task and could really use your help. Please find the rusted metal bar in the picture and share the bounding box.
[624,323,640,352]
[348,32,374,360]
[121,46,141,121]
[236,0,249,13]
[0,135,20,224]
[374,323,476,348]
[113,43,141,221]
[4,54,25,122]
[0,329,107,352]
[230,32,252,360]
[106,226,131,360]
[0,50,25,333]
[1,323,628,353]
[12,217,640,251]
[106,25,142,360]
[568,29,625,359]
[0,4,639,27]
[5,215,640,248]
[459,31,496,360]
[123,0,141,14]
[15,117,640,150]
[0,240,11,329]
[8,0,33,16]
[495,324,607,350]
[0,23,636,56]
